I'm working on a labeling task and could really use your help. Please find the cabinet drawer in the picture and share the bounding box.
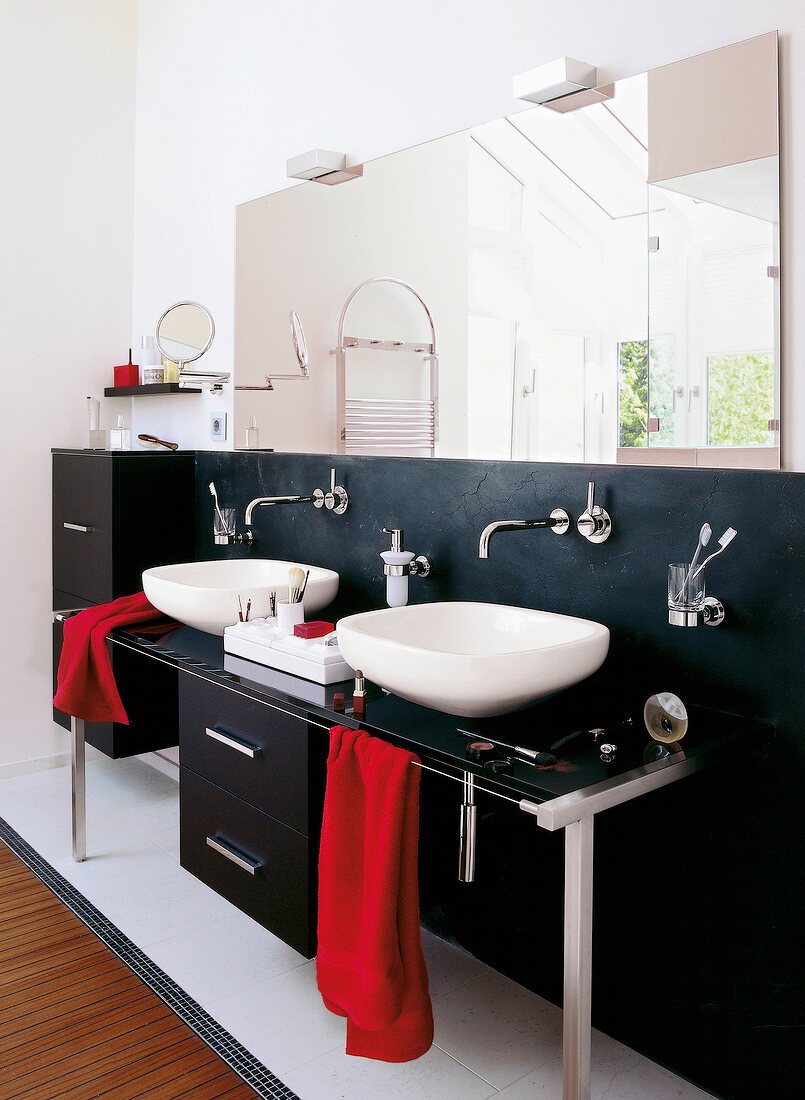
[53,454,113,603]
[179,675,311,834]
[180,769,314,957]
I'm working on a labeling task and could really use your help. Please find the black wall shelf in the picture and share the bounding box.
[103,384,201,397]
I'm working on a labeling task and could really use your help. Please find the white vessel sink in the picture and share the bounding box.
[336,602,609,718]
[143,559,339,636]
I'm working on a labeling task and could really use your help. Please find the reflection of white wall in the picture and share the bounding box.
[235,135,468,455]
[650,190,775,446]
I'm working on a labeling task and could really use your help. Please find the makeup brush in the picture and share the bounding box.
[689,527,737,583]
[298,569,310,603]
[288,566,306,604]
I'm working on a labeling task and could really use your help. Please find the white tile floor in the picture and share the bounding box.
[0,751,714,1100]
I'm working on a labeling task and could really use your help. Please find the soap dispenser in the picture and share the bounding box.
[380,528,416,607]
[379,528,431,608]
[109,415,131,450]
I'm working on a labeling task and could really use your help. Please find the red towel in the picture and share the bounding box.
[316,725,433,1062]
[53,592,168,724]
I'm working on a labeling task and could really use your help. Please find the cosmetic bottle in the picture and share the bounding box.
[245,416,260,449]
[86,397,105,449]
[138,335,160,384]
[109,415,131,451]
[114,349,140,388]
[163,357,180,384]
[353,670,366,717]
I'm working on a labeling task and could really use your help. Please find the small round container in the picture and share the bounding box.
[142,366,165,385]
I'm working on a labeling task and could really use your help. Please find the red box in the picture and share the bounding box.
[294,620,335,639]
[114,362,140,387]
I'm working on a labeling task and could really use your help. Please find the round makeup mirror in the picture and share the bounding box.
[155,301,215,368]
[290,310,309,377]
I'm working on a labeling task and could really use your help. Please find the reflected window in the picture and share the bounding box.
[707,352,774,446]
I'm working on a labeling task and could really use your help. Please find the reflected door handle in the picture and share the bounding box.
[672,385,684,413]
[63,522,93,533]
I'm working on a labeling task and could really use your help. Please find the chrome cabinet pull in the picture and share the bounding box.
[205,726,262,758]
[63,522,93,533]
[206,835,262,875]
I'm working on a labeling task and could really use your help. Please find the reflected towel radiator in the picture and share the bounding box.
[336,277,438,456]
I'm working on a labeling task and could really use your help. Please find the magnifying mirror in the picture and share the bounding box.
[155,301,215,366]
[234,309,310,391]
[290,310,309,377]
[155,301,229,391]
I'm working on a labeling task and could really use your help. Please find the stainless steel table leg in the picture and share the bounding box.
[562,816,594,1100]
[70,717,87,862]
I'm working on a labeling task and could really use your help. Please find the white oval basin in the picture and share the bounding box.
[143,559,339,636]
[336,602,609,718]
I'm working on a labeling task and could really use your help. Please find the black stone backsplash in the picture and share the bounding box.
[195,450,804,1099]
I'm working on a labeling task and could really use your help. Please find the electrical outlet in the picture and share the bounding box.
[210,412,227,441]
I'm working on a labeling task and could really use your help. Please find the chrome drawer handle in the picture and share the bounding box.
[206,835,262,875]
[205,726,262,758]
[63,522,93,533]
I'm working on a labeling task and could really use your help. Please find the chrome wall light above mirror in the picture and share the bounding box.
[235,31,780,470]
[155,301,230,392]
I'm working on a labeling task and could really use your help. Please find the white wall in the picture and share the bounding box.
[0,0,137,765]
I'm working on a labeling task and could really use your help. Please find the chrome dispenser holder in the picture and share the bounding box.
[668,598,725,627]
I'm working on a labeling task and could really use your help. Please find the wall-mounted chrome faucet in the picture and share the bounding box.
[380,528,431,606]
[478,509,570,559]
[244,467,349,526]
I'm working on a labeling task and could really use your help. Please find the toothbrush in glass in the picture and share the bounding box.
[689,527,737,583]
[676,522,711,601]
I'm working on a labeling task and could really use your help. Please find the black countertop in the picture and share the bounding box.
[112,623,772,814]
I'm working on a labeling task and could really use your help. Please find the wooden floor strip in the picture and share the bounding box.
[0,840,262,1100]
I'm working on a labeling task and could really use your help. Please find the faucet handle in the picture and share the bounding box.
[323,467,349,514]
[577,481,612,543]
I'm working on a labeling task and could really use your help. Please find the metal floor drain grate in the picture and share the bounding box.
[0,816,301,1100]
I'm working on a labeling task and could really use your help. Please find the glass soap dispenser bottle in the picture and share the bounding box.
[109,414,131,450]
[245,416,260,449]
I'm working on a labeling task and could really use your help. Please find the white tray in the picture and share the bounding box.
[223,621,354,684]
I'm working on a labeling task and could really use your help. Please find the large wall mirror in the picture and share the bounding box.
[235,32,779,468]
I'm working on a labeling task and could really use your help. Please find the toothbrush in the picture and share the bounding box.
[689,527,737,583]
[208,482,228,530]
[676,522,712,601]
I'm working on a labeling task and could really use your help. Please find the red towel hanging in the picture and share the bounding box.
[53,592,171,724]
[316,725,434,1062]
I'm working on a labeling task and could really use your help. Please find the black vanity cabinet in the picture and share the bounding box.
[52,448,195,756]
[178,673,327,957]
[52,449,195,609]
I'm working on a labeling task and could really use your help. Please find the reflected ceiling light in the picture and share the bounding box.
[513,57,612,112]
[286,148,363,185]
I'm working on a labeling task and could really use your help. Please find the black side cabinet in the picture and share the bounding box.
[52,449,195,756]
[178,673,327,957]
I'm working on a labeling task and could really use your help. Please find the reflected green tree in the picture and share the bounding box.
[708,352,774,446]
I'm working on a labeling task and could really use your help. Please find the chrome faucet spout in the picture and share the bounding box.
[478,509,570,558]
[244,494,316,524]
